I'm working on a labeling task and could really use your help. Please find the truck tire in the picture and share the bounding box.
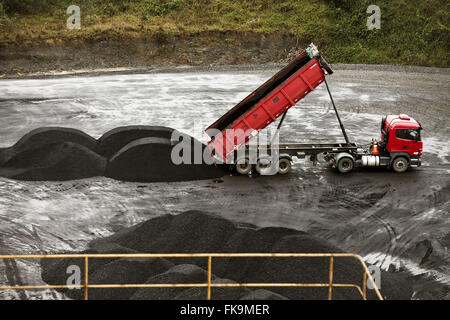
[337,157,354,174]
[392,156,409,173]
[278,158,292,175]
[235,158,251,175]
[255,157,271,175]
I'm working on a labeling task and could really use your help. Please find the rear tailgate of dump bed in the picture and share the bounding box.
[207,46,332,162]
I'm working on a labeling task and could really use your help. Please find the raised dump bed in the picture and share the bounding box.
[206,44,333,162]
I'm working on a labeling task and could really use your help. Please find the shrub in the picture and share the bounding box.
[0,2,7,26]
[1,0,59,15]
[144,0,181,16]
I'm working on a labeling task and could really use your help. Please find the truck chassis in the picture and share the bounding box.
[232,142,421,175]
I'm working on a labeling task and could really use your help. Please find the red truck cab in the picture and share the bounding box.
[381,114,423,156]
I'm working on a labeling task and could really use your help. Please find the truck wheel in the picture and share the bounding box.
[337,157,354,174]
[235,158,251,175]
[255,157,272,175]
[392,156,409,173]
[278,158,292,175]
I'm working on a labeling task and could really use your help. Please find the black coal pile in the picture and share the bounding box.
[0,126,226,182]
[41,211,413,300]
[97,126,176,158]
[105,132,225,182]
[0,142,106,181]
[0,127,98,167]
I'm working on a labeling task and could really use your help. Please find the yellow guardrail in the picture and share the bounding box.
[0,253,383,300]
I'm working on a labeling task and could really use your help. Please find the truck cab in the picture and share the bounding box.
[379,114,423,171]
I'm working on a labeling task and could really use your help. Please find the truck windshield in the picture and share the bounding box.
[396,129,421,141]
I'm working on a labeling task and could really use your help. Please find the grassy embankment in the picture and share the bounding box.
[0,0,449,67]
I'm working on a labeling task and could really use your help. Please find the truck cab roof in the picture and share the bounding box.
[384,114,421,131]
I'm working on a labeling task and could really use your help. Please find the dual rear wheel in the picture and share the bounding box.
[336,157,354,174]
[235,157,292,175]
[235,158,252,175]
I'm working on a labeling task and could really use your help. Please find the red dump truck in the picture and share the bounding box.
[205,44,423,174]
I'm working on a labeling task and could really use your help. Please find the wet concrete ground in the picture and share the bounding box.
[0,65,449,299]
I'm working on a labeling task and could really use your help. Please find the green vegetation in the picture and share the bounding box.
[0,2,7,26]
[0,0,448,67]
[143,0,182,17]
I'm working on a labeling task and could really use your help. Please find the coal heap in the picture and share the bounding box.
[0,142,106,181]
[0,126,226,182]
[97,126,176,158]
[41,211,412,300]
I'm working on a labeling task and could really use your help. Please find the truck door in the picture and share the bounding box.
[389,128,422,155]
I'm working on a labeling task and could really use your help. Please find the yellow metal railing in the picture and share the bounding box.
[0,253,383,300]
